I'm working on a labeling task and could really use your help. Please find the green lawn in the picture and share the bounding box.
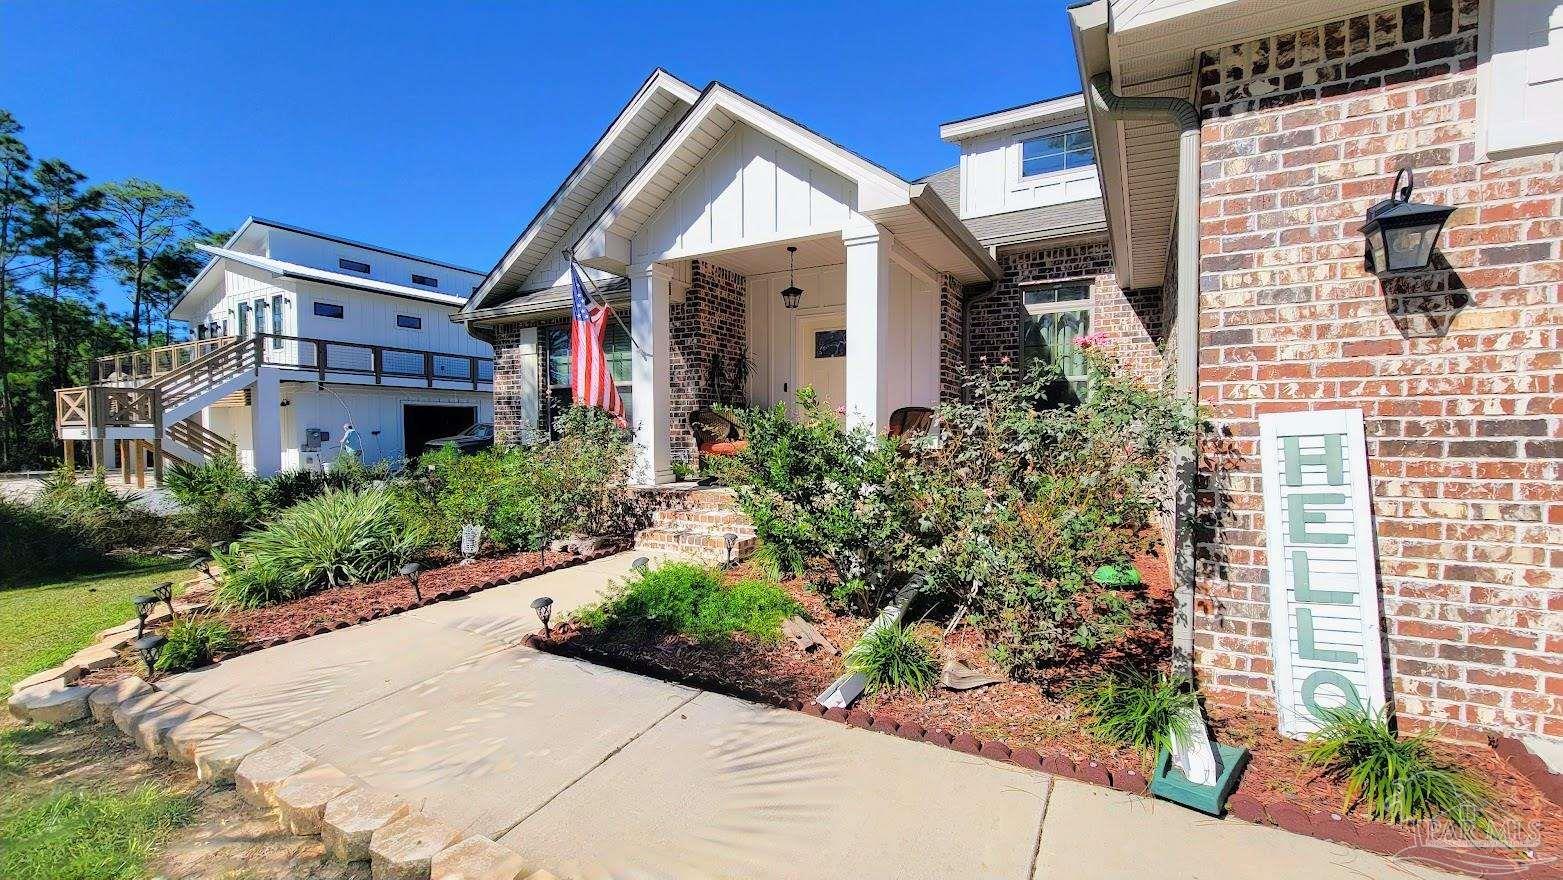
[0,556,186,693]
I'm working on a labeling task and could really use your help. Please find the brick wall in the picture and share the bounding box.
[939,273,964,403]
[488,319,546,446]
[965,239,1166,382]
[1193,0,1561,739]
[668,259,747,463]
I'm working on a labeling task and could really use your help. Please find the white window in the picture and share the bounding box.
[1021,129,1094,178]
[1480,0,1563,157]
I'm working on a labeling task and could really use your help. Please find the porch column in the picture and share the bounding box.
[629,263,674,485]
[251,366,282,477]
[843,220,893,433]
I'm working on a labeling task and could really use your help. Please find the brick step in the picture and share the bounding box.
[651,508,755,532]
[633,525,756,563]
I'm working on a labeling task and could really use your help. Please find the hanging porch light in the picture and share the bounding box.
[1361,168,1455,275]
[780,246,804,309]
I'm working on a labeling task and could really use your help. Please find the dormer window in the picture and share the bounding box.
[410,273,438,288]
[1021,129,1094,178]
[338,257,371,274]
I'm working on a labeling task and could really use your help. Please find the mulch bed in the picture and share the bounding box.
[534,552,1563,879]
[78,543,626,688]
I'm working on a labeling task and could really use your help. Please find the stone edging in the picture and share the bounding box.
[1492,735,1563,808]
[525,634,1563,880]
[6,548,625,880]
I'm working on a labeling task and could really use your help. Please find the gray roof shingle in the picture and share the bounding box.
[917,166,1107,248]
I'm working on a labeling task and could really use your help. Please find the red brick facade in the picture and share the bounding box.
[1192,0,1561,739]
[964,239,1167,384]
[668,259,748,463]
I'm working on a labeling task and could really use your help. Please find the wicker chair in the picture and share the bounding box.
[887,406,934,439]
[689,409,748,456]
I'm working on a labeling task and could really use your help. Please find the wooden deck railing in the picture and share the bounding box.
[91,337,234,384]
[256,333,493,390]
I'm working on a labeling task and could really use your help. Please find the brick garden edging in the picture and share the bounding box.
[524,633,1563,880]
[1492,735,1563,808]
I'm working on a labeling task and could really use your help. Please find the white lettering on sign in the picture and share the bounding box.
[1258,409,1388,739]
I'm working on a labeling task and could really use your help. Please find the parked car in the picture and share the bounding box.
[423,422,495,455]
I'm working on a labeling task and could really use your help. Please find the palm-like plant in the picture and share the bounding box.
[1074,668,1196,757]
[845,623,940,694]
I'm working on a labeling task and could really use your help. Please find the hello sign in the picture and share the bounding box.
[1258,409,1388,739]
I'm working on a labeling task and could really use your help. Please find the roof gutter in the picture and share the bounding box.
[1087,72,1202,687]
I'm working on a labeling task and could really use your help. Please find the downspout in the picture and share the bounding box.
[1087,72,1201,682]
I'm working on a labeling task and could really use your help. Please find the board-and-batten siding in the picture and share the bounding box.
[520,98,688,293]
[632,124,857,265]
[957,128,1101,220]
[263,227,483,300]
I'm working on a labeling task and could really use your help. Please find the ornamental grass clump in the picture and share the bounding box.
[578,561,800,644]
[845,623,940,695]
[1303,705,1497,833]
[214,487,428,609]
[154,615,238,672]
[1074,668,1197,757]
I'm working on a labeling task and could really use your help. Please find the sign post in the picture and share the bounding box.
[1258,409,1387,738]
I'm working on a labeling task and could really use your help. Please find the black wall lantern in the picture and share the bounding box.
[1362,168,1455,274]
[780,246,804,309]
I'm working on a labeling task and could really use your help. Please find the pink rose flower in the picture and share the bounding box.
[1074,331,1111,349]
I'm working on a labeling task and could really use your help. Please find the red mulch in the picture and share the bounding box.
[546,550,1562,875]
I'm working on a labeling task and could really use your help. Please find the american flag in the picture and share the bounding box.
[569,264,625,422]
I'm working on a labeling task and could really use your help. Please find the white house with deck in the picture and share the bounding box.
[56,218,493,478]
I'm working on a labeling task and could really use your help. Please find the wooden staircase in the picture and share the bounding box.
[55,336,253,478]
[633,488,757,564]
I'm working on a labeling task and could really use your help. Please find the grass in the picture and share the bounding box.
[844,623,940,695]
[1074,668,1197,757]
[0,784,194,880]
[0,555,185,693]
[1303,704,1497,833]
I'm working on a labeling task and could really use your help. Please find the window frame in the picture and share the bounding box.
[338,257,371,274]
[1018,125,1096,181]
[313,301,345,319]
[541,321,632,435]
[396,314,423,330]
[270,294,284,347]
[1017,280,1094,405]
[236,301,251,338]
[410,273,439,288]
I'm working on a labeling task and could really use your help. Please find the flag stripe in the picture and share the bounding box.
[568,264,625,423]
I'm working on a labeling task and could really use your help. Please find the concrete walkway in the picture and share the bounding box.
[161,553,1466,880]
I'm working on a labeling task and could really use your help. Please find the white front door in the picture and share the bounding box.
[792,310,847,417]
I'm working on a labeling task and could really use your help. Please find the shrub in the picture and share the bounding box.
[1074,668,1196,756]
[1303,705,1497,833]
[403,407,635,553]
[153,615,238,673]
[716,388,923,615]
[0,467,171,583]
[844,623,940,694]
[164,453,392,544]
[214,487,428,608]
[580,562,800,643]
[913,352,1196,674]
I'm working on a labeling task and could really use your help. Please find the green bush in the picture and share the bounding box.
[402,407,635,553]
[153,615,238,672]
[580,562,799,643]
[1303,705,1496,833]
[844,623,940,694]
[1074,669,1196,756]
[716,388,922,615]
[214,487,428,608]
[164,453,392,544]
[0,467,171,584]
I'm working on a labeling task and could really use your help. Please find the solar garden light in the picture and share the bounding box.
[723,532,739,567]
[631,556,650,573]
[133,595,156,640]
[531,596,554,636]
[136,634,167,679]
[400,562,422,601]
[153,581,176,618]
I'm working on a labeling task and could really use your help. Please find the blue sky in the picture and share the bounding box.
[3,0,1084,309]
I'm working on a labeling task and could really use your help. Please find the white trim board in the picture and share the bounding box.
[1257,408,1388,739]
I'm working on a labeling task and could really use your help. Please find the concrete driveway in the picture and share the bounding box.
[160,553,1467,880]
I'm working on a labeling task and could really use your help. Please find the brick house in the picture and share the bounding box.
[460,0,1559,744]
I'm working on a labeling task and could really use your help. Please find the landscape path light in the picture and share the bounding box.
[400,562,422,601]
[133,595,156,640]
[531,596,554,637]
[136,634,167,679]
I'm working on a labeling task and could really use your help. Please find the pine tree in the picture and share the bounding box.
[97,179,197,345]
[28,159,106,390]
[0,110,39,467]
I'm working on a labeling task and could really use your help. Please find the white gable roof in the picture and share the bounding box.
[463,69,700,313]
[573,82,999,284]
